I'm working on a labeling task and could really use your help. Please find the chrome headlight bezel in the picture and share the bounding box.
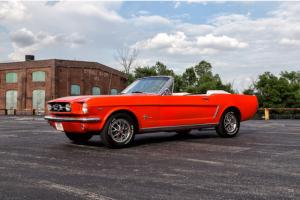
[65,103,71,112]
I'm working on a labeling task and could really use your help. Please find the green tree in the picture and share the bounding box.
[182,61,234,94]
[134,66,157,79]
[243,71,300,108]
[129,60,234,95]
[182,67,197,88]
[154,61,174,76]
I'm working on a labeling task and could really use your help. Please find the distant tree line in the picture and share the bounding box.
[127,60,234,94]
[118,53,299,108]
[243,71,300,108]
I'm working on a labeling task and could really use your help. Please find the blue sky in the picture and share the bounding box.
[121,1,279,23]
[0,1,299,91]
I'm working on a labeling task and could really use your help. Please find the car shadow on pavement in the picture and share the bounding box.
[67,130,219,149]
[132,131,219,147]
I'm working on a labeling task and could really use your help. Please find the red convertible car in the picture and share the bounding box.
[45,76,258,148]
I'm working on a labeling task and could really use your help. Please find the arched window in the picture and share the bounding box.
[32,71,46,82]
[6,73,17,83]
[32,90,45,111]
[92,87,101,95]
[71,84,80,96]
[110,89,118,95]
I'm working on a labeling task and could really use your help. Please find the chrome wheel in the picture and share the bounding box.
[224,111,237,134]
[108,119,133,143]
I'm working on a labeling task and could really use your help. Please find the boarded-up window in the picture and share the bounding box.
[92,87,101,95]
[71,85,80,96]
[111,89,118,95]
[32,71,46,82]
[6,73,17,83]
[6,90,17,110]
[32,90,45,111]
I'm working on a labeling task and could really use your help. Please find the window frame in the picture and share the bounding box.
[110,89,118,95]
[71,84,81,96]
[6,72,17,83]
[32,71,46,82]
[92,86,101,95]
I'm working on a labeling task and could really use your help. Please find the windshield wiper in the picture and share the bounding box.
[132,91,143,93]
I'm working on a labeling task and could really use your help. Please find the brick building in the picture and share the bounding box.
[0,57,127,115]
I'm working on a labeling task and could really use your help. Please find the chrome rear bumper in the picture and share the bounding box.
[44,116,101,123]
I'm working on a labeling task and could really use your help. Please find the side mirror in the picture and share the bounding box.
[162,88,172,96]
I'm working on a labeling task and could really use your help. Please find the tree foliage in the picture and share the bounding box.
[243,71,300,108]
[130,60,234,94]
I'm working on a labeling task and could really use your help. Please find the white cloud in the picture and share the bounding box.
[9,28,87,60]
[137,10,150,15]
[52,1,124,22]
[279,38,300,46]
[10,28,36,48]
[0,1,29,22]
[196,34,248,50]
[131,15,171,26]
[174,2,181,9]
[1,1,300,91]
[134,32,248,55]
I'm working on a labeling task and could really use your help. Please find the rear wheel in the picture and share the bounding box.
[216,109,240,137]
[65,132,93,143]
[101,113,136,148]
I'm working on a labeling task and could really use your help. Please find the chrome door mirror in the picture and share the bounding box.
[162,88,172,96]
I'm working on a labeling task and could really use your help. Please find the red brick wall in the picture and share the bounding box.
[55,66,127,97]
[0,59,127,114]
[0,64,53,114]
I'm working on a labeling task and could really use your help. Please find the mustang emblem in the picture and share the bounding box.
[52,104,63,111]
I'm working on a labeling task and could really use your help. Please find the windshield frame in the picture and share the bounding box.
[121,76,174,95]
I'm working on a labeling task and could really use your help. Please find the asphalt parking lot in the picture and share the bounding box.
[0,117,299,200]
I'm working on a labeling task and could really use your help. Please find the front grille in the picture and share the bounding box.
[49,103,70,112]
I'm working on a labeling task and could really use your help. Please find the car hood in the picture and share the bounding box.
[48,93,157,103]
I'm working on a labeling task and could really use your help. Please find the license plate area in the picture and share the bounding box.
[55,122,64,132]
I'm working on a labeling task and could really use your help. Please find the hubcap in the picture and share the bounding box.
[224,112,237,134]
[108,119,133,143]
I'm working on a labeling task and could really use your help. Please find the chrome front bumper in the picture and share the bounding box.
[44,116,101,123]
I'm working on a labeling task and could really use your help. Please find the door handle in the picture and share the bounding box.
[202,97,209,101]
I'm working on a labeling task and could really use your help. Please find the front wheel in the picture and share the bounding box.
[65,132,93,143]
[101,113,136,148]
[216,109,240,137]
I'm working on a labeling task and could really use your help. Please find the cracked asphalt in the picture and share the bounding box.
[0,117,299,200]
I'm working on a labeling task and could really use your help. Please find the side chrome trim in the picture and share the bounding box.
[140,123,218,133]
[213,105,220,119]
[44,116,101,123]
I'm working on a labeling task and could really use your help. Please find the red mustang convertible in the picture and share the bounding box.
[45,76,258,148]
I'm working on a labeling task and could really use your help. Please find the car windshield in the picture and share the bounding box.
[121,77,170,94]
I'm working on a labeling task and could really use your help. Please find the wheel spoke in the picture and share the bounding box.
[108,118,133,143]
[224,112,238,134]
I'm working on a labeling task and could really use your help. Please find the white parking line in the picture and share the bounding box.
[38,180,115,200]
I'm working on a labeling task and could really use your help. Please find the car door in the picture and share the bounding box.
[158,94,219,127]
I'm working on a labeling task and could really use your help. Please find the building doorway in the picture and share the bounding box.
[32,90,45,113]
[6,90,17,115]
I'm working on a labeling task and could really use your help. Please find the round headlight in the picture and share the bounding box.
[65,104,71,112]
[47,104,52,111]
[82,103,88,114]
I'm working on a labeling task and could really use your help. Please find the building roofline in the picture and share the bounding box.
[0,58,127,78]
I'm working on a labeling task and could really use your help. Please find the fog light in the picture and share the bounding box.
[82,103,88,114]
[65,103,71,112]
